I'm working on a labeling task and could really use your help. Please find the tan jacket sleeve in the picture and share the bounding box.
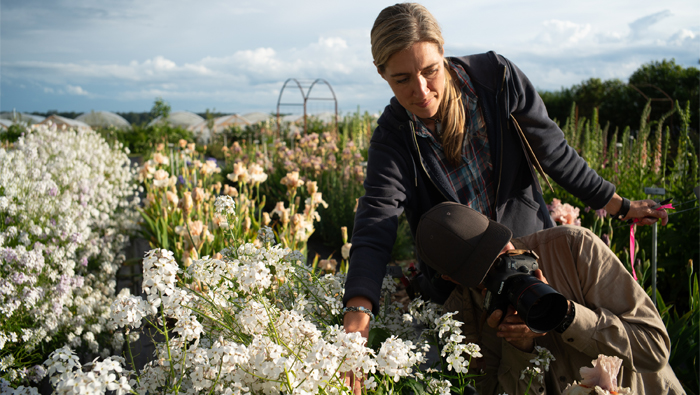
[530,226,671,373]
[474,226,673,395]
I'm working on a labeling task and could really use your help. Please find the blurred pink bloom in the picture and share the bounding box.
[548,199,581,226]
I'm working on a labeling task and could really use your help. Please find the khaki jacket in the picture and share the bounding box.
[444,225,685,395]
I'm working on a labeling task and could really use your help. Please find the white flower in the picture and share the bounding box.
[375,336,424,382]
[341,243,352,260]
[109,289,150,329]
[257,226,276,244]
[1,124,138,381]
[214,195,236,216]
[247,163,268,184]
[530,345,556,372]
[521,366,544,383]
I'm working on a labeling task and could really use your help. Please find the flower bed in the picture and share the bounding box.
[39,203,485,394]
[0,123,139,387]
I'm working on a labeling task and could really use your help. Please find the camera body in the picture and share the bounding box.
[483,250,568,333]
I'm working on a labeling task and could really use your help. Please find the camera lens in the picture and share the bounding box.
[507,276,569,333]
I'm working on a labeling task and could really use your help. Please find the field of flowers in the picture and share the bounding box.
[0,103,697,394]
[0,123,140,389]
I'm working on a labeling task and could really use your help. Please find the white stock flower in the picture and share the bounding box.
[426,377,453,395]
[530,345,556,373]
[1,123,139,381]
[142,249,179,305]
[328,326,376,375]
[109,289,150,329]
[375,336,424,382]
[521,366,544,383]
[257,226,276,245]
[214,195,236,216]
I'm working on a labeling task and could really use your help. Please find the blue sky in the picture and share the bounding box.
[1,0,698,116]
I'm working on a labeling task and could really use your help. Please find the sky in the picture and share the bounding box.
[1,0,698,117]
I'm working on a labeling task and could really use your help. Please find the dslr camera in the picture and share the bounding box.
[483,250,568,333]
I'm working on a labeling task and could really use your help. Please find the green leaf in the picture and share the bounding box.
[160,217,169,250]
[367,327,391,350]
[137,207,157,234]
[404,378,427,394]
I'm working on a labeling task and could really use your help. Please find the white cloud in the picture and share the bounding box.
[541,20,593,45]
[66,85,89,96]
[146,56,177,72]
[231,48,286,74]
[668,28,698,46]
[317,36,348,50]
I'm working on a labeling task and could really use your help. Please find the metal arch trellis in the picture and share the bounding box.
[627,83,674,133]
[276,78,338,135]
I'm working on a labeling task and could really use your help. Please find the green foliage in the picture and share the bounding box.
[1,124,26,143]
[654,264,699,395]
[106,124,194,156]
[629,59,700,134]
[316,110,375,249]
[540,59,699,139]
[150,97,171,121]
[204,108,216,132]
[31,110,82,119]
[115,111,152,126]
[542,99,699,389]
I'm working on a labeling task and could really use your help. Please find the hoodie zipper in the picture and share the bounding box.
[493,66,507,217]
[409,120,451,201]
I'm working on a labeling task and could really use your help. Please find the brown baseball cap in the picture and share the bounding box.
[415,202,513,288]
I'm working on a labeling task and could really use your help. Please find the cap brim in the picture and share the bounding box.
[415,202,513,288]
[448,220,513,287]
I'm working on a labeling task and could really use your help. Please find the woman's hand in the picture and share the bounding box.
[343,296,372,394]
[604,194,669,226]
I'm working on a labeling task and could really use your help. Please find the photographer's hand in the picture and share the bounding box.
[485,269,548,353]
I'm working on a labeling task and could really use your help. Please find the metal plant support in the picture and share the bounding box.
[276,78,338,136]
[643,187,666,307]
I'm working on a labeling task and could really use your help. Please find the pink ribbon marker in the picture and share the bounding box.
[629,204,674,281]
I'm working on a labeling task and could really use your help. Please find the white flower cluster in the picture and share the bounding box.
[213,195,236,216]
[257,225,276,245]
[44,346,132,395]
[530,345,556,373]
[409,299,482,375]
[375,336,426,382]
[521,345,556,384]
[425,377,453,395]
[120,245,379,394]
[0,123,139,386]
[47,235,487,394]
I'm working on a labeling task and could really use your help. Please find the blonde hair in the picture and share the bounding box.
[371,3,465,165]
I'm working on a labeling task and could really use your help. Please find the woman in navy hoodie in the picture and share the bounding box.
[341,4,668,390]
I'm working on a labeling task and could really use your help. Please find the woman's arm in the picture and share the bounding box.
[343,130,412,313]
[505,56,668,225]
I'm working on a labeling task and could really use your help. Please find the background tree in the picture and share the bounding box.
[629,59,699,134]
[540,59,699,140]
[149,97,171,123]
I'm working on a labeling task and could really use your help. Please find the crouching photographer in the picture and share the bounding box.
[415,202,684,395]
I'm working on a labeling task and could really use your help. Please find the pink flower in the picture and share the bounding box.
[548,199,581,226]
